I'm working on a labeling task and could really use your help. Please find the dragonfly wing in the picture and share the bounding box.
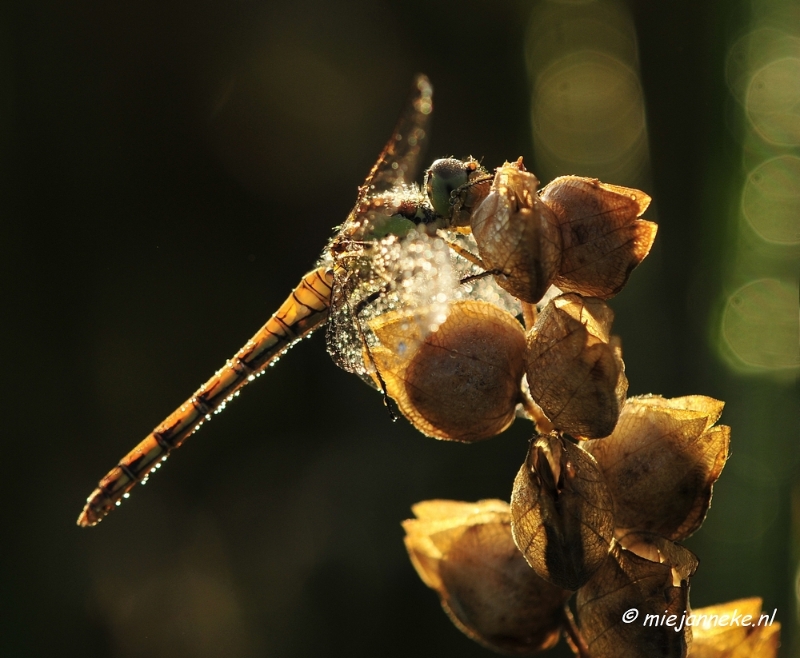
[356,74,433,203]
[325,76,434,381]
[326,265,381,388]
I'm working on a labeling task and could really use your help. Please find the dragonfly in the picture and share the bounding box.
[78,75,514,527]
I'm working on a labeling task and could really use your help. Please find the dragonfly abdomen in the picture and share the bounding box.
[77,267,334,526]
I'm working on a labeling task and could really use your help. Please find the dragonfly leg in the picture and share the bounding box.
[438,233,487,269]
[345,291,398,421]
[439,233,510,288]
[459,268,504,285]
[352,288,383,318]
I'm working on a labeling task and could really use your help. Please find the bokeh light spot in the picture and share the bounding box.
[530,50,648,186]
[533,52,645,169]
[722,278,800,370]
[746,57,800,146]
[742,155,800,244]
[726,27,800,105]
[526,0,649,187]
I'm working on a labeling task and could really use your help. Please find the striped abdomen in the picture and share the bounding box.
[78,266,334,527]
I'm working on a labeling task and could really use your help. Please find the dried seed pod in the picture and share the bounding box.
[688,597,780,658]
[403,499,570,655]
[575,538,698,658]
[526,294,628,438]
[617,531,700,584]
[369,300,526,442]
[470,159,562,303]
[510,433,614,590]
[584,395,730,541]
[540,176,657,299]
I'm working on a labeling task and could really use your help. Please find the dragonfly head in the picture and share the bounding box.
[424,158,490,226]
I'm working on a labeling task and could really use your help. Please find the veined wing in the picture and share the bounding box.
[355,74,433,210]
[326,75,435,379]
[78,268,333,526]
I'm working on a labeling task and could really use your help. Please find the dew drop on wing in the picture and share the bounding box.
[326,231,459,383]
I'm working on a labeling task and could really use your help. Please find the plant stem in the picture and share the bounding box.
[521,301,538,330]
[562,604,591,657]
[519,389,555,434]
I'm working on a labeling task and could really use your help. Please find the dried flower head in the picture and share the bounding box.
[584,395,730,541]
[403,499,570,655]
[75,76,770,658]
[470,159,562,303]
[510,434,614,590]
[526,294,628,438]
[688,598,780,658]
[540,176,657,299]
[370,300,526,442]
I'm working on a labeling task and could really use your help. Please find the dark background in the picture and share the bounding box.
[2,1,798,657]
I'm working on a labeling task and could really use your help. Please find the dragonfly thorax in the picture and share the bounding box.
[393,196,444,234]
[342,186,446,242]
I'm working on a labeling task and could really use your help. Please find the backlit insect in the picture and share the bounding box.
[78,75,515,526]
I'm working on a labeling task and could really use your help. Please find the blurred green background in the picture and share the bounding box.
[2,1,798,656]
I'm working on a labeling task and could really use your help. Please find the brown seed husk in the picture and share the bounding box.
[470,159,562,303]
[688,598,780,658]
[526,294,628,439]
[369,300,526,442]
[540,176,657,299]
[510,434,614,590]
[575,538,697,658]
[584,395,730,541]
[403,499,570,655]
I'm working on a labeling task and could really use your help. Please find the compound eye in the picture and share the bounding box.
[425,158,471,218]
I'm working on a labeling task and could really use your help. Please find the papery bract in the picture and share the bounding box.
[688,597,780,658]
[403,499,570,655]
[470,159,562,304]
[370,300,526,442]
[575,537,698,658]
[526,293,627,438]
[511,434,614,590]
[540,176,657,299]
[584,395,730,541]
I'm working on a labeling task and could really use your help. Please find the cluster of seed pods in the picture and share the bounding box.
[372,158,655,445]
[385,161,776,657]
